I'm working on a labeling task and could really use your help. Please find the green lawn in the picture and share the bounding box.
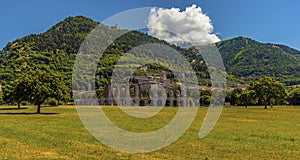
[0,105,299,159]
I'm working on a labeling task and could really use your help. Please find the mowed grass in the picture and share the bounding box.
[0,105,300,159]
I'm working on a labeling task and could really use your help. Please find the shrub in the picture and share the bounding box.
[46,98,58,106]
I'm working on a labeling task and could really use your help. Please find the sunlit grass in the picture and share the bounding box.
[0,105,299,159]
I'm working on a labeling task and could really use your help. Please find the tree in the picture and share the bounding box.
[239,89,258,108]
[5,69,69,113]
[249,76,287,109]
[200,90,211,106]
[287,87,300,105]
[3,78,29,109]
[30,69,70,113]
[0,89,3,105]
[230,88,243,106]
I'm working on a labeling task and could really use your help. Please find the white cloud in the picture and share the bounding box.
[147,4,220,47]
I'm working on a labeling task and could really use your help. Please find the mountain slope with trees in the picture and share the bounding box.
[0,16,210,105]
[216,37,300,85]
[0,16,300,106]
[0,16,99,83]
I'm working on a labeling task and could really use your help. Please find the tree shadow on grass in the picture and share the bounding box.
[0,112,58,115]
[42,105,60,108]
[0,107,28,110]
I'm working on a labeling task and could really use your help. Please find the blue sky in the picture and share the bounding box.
[0,0,299,49]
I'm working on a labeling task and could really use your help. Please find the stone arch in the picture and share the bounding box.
[173,100,178,106]
[112,86,118,97]
[165,99,171,106]
[130,85,136,97]
[104,100,109,105]
[157,100,163,106]
[148,99,152,105]
[140,99,146,106]
[120,85,126,98]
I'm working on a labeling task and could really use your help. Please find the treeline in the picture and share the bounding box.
[225,77,300,109]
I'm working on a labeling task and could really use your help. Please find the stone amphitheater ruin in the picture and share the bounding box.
[74,72,203,107]
[97,73,198,107]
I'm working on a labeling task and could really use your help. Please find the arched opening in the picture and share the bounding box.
[120,86,126,98]
[165,100,171,106]
[112,87,117,97]
[173,100,178,107]
[130,85,136,97]
[157,100,163,106]
[140,100,146,106]
[148,100,152,105]
[104,100,109,105]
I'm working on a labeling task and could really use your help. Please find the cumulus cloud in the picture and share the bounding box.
[147,4,220,47]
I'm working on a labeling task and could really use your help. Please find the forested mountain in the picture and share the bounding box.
[0,15,299,93]
[0,16,99,88]
[217,37,300,85]
[0,16,210,96]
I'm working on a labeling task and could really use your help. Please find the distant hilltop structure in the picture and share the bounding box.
[111,24,120,30]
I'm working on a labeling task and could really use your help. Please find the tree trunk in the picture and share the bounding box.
[37,97,48,113]
[17,102,21,109]
[37,104,41,113]
[264,101,267,109]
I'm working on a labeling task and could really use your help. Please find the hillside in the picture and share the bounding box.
[0,15,300,94]
[0,16,210,98]
[217,37,300,85]
[0,16,99,86]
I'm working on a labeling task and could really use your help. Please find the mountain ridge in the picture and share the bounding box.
[0,15,300,86]
[216,36,300,84]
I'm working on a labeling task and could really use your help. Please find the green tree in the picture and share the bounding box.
[230,88,243,106]
[3,78,29,109]
[287,87,300,105]
[0,89,3,104]
[239,89,258,108]
[6,69,69,113]
[200,90,211,106]
[250,76,287,109]
[29,69,69,113]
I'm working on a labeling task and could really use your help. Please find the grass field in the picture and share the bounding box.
[0,105,300,159]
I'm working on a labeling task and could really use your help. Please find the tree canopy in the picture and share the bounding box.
[4,69,69,113]
[287,87,300,105]
[248,77,287,109]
